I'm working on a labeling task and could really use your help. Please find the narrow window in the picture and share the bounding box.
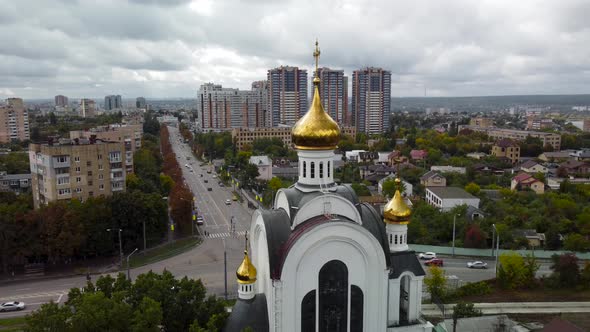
[327,161,331,177]
[311,162,315,179]
[303,161,307,178]
[395,235,398,244]
[319,162,324,179]
[301,290,316,332]
[319,260,347,332]
[350,285,364,332]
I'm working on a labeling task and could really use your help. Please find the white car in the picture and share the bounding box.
[467,261,488,269]
[0,301,26,312]
[418,252,437,260]
[196,216,204,226]
[225,199,231,205]
[212,175,217,179]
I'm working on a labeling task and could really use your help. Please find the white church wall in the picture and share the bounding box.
[292,194,362,229]
[274,190,291,219]
[278,222,388,332]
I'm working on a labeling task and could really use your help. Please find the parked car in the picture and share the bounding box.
[207,188,212,191]
[424,258,444,267]
[204,180,208,183]
[212,175,217,179]
[196,216,204,226]
[418,252,437,260]
[225,199,231,205]
[218,182,224,187]
[0,301,26,312]
[467,261,488,269]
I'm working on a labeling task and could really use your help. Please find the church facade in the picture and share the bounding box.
[225,42,433,332]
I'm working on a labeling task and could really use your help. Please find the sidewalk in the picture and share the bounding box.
[422,302,590,316]
[409,244,590,260]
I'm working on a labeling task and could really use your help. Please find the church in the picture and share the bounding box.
[224,42,433,332]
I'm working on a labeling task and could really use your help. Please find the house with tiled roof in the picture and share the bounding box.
[559,160,590,176]
[410,149,428,161]
[511,172,544,194]
[520,160,548,174]
[419,171,446,187]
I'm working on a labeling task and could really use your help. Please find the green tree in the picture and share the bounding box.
[25,301,72,332]
[452,302,482,332]
[159,174,175,195]
[464,182,480,196]
[424,266,447,300]
[550,253,581,288]
[497,252,526,289]
[49,112,57,125]
[563,234,590,252]
[131,297,163,332]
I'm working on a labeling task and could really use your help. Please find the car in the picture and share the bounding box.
[424,258,444,267]
[467,261,488,269]
[189,169,193,172]
[418,252,437,260]
[218,182,224,187]
[207,188,212,191]
[0,301,26,312]
[206,171,211,174]
[212,175,217,179]
[200,174,203,177]
[196,216,204,226]
[204,180,208,183]
[225,199,231,205]
[185,164,189,168]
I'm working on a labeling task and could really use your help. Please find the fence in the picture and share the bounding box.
[409,244,590,260]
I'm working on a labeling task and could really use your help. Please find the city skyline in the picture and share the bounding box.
[1,0,590,99]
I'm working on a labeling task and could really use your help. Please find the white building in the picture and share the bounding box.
[430,165,466,174]
[425,187,480,211]
[249,155,272,180]
[224,45,432,332]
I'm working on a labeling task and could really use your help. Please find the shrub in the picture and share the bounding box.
[453,281,493,299]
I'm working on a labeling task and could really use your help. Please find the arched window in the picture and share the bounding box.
[319,260,347,332]
[311,162,315,179]
[327,161,331,177]
[389,234,392,244]
[319,162,324,178]
[394,235,398,244]
[350,285,364,332]
[301,290,316,331]
[303,161,307,178]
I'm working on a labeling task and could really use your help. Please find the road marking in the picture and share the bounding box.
[15,288,31,291]
[0,290,66,301]
[206,231,246,239]
[57,294,63,303]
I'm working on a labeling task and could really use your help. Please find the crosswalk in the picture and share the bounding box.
[0,290,66,302]
[205,231,246,239]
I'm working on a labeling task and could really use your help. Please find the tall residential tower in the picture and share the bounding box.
[316,67,349,125]
[0,98,30,143]
[352,67,391,135]
[267,66,308,126]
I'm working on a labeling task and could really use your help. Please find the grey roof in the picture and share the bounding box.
[224,294,269,332]
[420,170,444,181]
[465,205,485,220]
[520,160,539,169]
[0,173,31,181]
[260,209,292,279]
[389,251,425,279]
[427,187,477,200]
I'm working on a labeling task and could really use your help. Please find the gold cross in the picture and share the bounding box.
[313,39,321,74]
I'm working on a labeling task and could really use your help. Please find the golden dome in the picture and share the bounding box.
[236,250,257,284]
[383,179,411,224]
[291,40,341,150]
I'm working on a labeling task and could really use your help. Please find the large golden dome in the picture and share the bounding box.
[383,179,411,224]
[236,250,257,284]
[291,41,341,150]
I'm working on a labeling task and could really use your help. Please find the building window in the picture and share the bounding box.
[301,290,316,332]
[319,260,347,332]
[87,171,92,176]
[98,154,102,160]
[88,180,93,186]
[76,177,81,183]
[99,174,104,180]
[303,161,307,178]
[74,156,80,162]
[395,234,398,244]
[86,161,91,167]
[75,167,81,173]
[350,285,364,332]
[99,184,104,190]
[327,161,330,177]
[57,177,69,185]
[89,191,94,197]
[75,188,82,193]
[98,164,103,170]
[319,162,324,179]
[56,156,67,163]
[310,162,315,179]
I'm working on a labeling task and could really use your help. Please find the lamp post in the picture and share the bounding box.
[107,228,123,268]
[126,248,138,281]
[452,214,461,257]
[492,224,500,278]
[142,220,146,251]
[222,238,228,300]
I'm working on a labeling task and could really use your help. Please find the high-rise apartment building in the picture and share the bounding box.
[70,124,142,174]
[351,67,391,135]
[80,99,96,118]
[29,139,126,209]
[245,81,269,127]
[136,97,147,109]
[104,95,122,110]
[0,98,30,143]
[316,67,348,125]
[54,95,69,107]
[267,66,308,126]
[197,83,241,131]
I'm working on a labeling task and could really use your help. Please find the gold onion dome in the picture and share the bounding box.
[291,40,341,150]
[236,250,257,284]
[383,179,412,224]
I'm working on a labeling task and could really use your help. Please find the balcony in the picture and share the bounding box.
[52,157,70,168]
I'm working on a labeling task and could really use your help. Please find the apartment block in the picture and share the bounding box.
[136,97,147,109]
[197,83,241,131]
[469,117,493,128]
[70,124,141,173]
[351,67,391,135]
[104,95,122,110]
[80,99,96,118]
[242,81,268,128]
[491,138,521,165]
[29,139,126,209]
[267,66,308,126]
[54,95,69,107]
[458,125,561,150]
[0,171,31,195]
[316,67,349,125]
[232,126,356,150]
[526,117,553,130]
[0,98,30,143]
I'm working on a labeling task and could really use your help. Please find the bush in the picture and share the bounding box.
[452,281,493,299]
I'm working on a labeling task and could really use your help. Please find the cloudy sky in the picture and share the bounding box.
[1,0,589,99]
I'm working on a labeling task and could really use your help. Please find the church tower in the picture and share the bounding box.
[291,40,341,192]
[383,178,411,252]
[236,235,257,300]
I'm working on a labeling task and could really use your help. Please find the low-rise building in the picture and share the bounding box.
[538,151,572,162]
[512,229,545,248]
[0,171,31,194]
[420,171,446,187]
[558,160,590,176]
[410,149,428,161]
[458,125,561,150]
[511,172,544,194]
[469,117,494,128]
[526,117,553,131]
[232,126,355,151]
[430,165,466,174]
[249,155,272,180]
[425,187,480,211]
[547,177,590,190]
[491,138,520,165]
[466,152,487,160]
[519,160,548,174]
[29,139,126,209]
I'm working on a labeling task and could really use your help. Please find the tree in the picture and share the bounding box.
[424,266,447,300]
[550,253,581,288]
[132,297,163,332]
[464,182,480,196]
[497,252,526,289]
[452,302,482,332]
[464,224,486,248]
[563,234,590,252]
[25,301,72,332]
[382,178,406,199]
[49,112,57,125]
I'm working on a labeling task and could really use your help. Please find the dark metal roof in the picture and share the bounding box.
[389,251,425,279]
[224,294,269,332]
[260,208,292,279]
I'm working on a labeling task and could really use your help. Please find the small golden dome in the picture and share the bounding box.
[291,40,341,150]
[383,179,411,224]
[236,250,257,284]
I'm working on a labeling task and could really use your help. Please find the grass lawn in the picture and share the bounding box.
[455,280,590,302]
[129,237,201,269]
[0,317,26,331]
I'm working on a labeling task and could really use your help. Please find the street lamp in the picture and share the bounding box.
[107,228,123,268]
[452,214,461,257]
[492,224,500,278]
[127,248,138,281]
